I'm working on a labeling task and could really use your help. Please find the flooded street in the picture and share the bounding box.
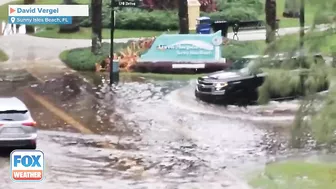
[0,70,307,188]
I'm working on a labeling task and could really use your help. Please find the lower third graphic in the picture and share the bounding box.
[8,16,72,25]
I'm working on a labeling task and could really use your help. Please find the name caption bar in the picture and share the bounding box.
[8,16,72,25]
[8,5,89,16]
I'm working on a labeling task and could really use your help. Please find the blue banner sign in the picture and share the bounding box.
[139,31,223,63]
[8,16,72,25]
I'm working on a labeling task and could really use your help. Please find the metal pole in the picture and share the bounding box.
[299,0,305,91]
[109,0,115,85]
[299,0,305,50]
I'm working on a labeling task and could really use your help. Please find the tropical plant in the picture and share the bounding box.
[116,38,155,71]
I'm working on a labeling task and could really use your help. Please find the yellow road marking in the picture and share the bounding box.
[25,68,116,148]
[25,88,93,134]
[24,72,115,148]
[26,68,46,83]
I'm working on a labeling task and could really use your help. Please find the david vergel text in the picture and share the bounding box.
[15,17,69,23]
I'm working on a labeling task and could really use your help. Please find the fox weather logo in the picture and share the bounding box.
[10,150,44,182]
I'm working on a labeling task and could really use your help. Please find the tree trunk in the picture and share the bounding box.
[332,46,336,67]
[178,0,189,34]
[91,0,102,55]
[283,0,300,18]
[24,0,35,4]
[63,0,73,4]
[59,0,80,33]
[265,0,276,44]
[24,0,35,33]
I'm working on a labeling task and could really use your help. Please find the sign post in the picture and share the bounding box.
[109,0,141,85]
[109,0,115,85]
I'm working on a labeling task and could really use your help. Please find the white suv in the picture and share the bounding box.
[0,97,37,149]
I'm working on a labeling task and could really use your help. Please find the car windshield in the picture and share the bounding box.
[229,58,251,70]
[238,59,257,75]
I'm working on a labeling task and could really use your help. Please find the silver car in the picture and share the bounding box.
[0,97,37,149]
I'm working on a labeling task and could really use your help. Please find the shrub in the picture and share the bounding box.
[142,0,217,12]
[313,10,335,25]
[0,49,8,62]
[201,7,258,21]
[62,38,155,71]
[80,7,179,31]
[115,9,179,31]
[63,42,128,71]
[202,3,259,21]
[216,0,263,15]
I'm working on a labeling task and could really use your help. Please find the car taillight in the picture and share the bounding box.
[0,124,3,126]
[22,122,36,127]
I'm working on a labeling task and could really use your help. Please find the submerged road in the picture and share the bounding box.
[0,71,297,189]
[0,0,303,186]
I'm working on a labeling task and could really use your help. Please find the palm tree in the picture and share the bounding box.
[178,0,189,34]
[283,0,300,18]
[23,0,35,33]
[63,0,73,4]
[265,0,276,44]
[91,0,102,54]
[24,0,35,4]
[59,0,80,33]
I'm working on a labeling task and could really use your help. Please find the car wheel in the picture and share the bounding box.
[194,90,199,98]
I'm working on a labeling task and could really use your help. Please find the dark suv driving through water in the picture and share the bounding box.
[195,54,328,105]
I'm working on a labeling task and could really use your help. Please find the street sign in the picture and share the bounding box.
[114,0,141,7]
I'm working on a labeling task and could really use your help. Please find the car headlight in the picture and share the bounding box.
[214,82,228,90]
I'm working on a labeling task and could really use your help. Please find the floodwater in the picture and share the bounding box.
[0,70,321,189]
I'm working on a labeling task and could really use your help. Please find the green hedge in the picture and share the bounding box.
[216,0,263,14]
[62,42,128,71]
[80,0,261,31]
[202,7,259,21]
[115,9,179,31]
[80,8,179,31]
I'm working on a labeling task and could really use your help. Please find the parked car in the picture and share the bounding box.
[0,97,37,149]
[195,54,327,105]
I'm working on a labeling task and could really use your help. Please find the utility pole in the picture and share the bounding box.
[110,0,115,85]
[178,0,189,34]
